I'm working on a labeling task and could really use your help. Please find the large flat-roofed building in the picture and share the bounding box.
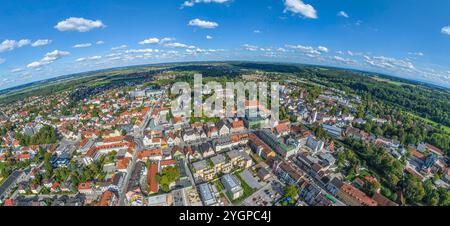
[221,174,244,200]
[198,183,219,206]
[255,130,297,159]
[321,124,343,139]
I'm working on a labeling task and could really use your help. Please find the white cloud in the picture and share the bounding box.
[188,18,219,29]
[0,58,5,64]
[126,48,159,53]
[364,55,415,73]
[283,0,317,19]
[408,52,424,56]
[75,55,102,62]
[182,0,230,8]
[164,42,195,49]
[11,68,24,73]
[441,26,450,35]
[160,37,175,43]
[206,35,213,40]
[185,48,222,55]
[286,44,328,55]
[111,45,128,50]
[73,43,92,48]
[106,53,122,58]
[27,50,70,68]
[254,30,261,34]
[318,46,329,53]
[55,17,105,32]
[139,38,160,45]
[31,39,52,47]
[0,39,31,52]
[96,41,105,45]
[337,11,349,18]
[88,56,102,60]
[332,56,356,64]
[243,44,259,51]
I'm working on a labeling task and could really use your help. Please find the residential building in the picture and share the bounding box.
[221,174,244,200]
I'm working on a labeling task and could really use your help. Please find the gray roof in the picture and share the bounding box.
[210,154,226,165]
[192,160,209,171]
[226,149,241,159]
[221,174,244,193]
[198,183,216,205]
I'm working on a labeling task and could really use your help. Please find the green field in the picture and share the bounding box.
[372,76,416,87]
[407,112,450,134]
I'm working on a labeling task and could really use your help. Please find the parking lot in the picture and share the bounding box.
[242,179,284,206]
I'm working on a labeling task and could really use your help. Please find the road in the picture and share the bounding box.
[117,107,152,206]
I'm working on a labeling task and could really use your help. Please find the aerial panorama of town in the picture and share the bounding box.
[0,1,449,208]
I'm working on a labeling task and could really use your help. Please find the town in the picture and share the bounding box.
[0,70,448,207]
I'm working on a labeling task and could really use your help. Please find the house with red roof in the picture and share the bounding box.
[97,190,117,206]
[417,143,444,156]
[78,182,94,195]
[337,183,378,206]
[116,157,132,172]
[230,120,245,133]
[160,159,177,169]
[273,120,290,136]
[138,149,163,161]
[147,163,159,194]
[3,199,14,206]
[51,182,60,193]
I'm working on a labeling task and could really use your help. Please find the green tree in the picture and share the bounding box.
[404,174,425,204]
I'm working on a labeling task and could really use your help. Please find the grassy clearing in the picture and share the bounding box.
[372,76,415,87]
[407,112,450,134]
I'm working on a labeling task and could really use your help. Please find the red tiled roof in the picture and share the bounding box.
[98,190,115,206]
[80,138,89,148]
[138,149,162,160]
[18,153,31,160]
[4,199,14,206]
[81,131,99,137]
[147,163,159,193]
[78,182,93,191]
[425,143,444,156]
[274,122,290,134]
[231,120,244,129]
[116,157,131,170]
[411,148,425,159]
[51,182,60,190]
[160,159,177,166]
[102,136,130,144]
[372,192,397,206]
[341,183,378,206]
[249,133,275,157]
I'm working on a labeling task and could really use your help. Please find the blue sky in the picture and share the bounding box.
[0,0,449,90]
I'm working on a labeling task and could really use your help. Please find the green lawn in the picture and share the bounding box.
[228,173,258,204]
[372,76,416,87]
[407,112,450,134]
